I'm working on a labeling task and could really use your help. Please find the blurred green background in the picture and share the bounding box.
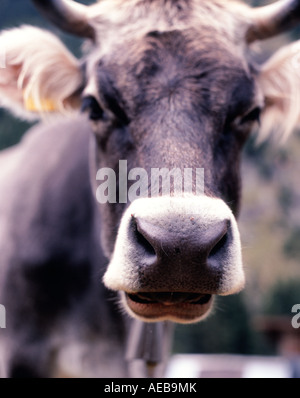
[0,0,300,357]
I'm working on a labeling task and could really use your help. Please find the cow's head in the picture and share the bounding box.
[1,0,300,323]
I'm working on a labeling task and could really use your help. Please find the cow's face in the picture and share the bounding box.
[83,7,257,323]
[1,0,300,323]
[87,29,258,217]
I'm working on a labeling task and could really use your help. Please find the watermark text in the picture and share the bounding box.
[0,305,6,329]
[0,45,6,69]
[96,160,204,207]
[291,304,300,329]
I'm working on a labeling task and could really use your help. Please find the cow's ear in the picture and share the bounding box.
[258,41,300,142]
[0,26,83,121]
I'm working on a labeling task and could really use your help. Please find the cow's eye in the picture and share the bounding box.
[239,106,261,125]
[81,96,106,121]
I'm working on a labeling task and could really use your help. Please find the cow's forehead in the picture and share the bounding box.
[84,0,253,84]
[83,0,254,111]
[84,25,253,110]
[88,0,250,51]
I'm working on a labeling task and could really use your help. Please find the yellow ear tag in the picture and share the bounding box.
[24,96,57,112]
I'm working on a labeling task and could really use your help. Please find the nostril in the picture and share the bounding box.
[135,228,156,257]
[207,219,231,260]
[132,217,156,258]
[209,231,228,257]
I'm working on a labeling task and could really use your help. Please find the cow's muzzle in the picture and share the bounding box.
[103,196,244,323]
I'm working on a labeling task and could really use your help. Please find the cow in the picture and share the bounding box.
[0,0,300,378]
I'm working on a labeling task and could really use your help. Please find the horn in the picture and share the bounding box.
[32,0,95,40]
[247,0,300,43]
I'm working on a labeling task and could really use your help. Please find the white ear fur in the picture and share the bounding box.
[0,25,83,121]
[258,40,300,143]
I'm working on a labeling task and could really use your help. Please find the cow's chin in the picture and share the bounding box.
[121,292,213,324]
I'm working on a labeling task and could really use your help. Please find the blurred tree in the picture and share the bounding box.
[283,228,300,261]
[173,293,269,355]
[0,0,94,150]
[263,280,300,316]
[0,110,33,150]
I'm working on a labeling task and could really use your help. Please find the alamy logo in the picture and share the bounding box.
[0,305,6,329]
[96,160,204,206]
[0,45,6,69]
[291,304,300,329]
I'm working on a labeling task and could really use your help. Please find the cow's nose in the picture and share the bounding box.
[104,196,244,299]
[133,216,230,271]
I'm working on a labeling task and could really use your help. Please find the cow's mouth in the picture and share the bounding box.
[125,292,213,323]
